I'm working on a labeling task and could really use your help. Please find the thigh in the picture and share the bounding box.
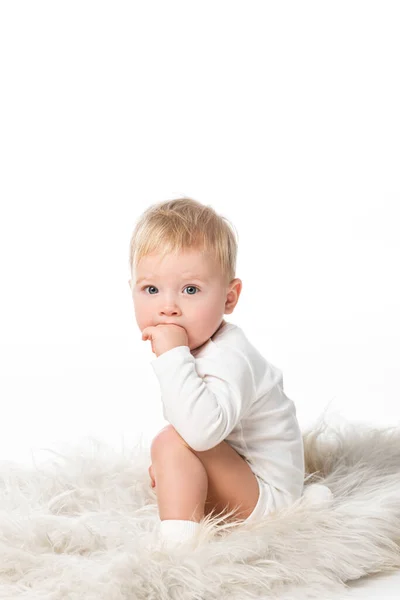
[154,425,260,523]
[196,440,260,522]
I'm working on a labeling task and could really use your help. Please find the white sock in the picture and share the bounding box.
[159,519,201,548]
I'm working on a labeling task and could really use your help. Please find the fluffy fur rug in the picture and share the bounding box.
[1,413,400,600]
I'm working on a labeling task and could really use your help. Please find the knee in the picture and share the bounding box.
[150,424,186,461]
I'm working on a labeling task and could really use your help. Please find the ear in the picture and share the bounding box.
[128,279,132,289]
[224,278,242,314]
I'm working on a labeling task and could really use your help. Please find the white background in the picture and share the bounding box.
[0,2,399,470]
[1,3,399,595]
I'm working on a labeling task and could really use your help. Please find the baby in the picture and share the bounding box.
[128,197,306,549]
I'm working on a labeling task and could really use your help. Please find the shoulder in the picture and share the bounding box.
[196,338,256,391]
[211,322,255,364]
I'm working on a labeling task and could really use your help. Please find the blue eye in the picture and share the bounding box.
[142,285,199,295]
[184,286,199,295]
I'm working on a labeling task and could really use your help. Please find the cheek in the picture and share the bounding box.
[133,295,152,325]
[191,304,218,323]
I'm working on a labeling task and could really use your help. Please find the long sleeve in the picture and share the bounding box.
[150,343,257,451]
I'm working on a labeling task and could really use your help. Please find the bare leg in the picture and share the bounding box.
[151,441,209,522]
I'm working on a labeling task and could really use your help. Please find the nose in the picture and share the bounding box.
[159,300,182,317]
[159,306,181,316]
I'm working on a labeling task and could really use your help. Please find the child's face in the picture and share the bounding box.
[130,248,240,353]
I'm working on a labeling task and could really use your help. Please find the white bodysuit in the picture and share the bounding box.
[151,320,305,501]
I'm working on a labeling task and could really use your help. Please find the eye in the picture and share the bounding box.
[183,285,199,295]
[142,285,199,295]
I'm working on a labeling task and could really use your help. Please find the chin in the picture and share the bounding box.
[190,337,208,352]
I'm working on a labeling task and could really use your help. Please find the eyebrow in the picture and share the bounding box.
[136,274,208,284]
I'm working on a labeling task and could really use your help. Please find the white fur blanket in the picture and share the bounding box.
[1,414,400,599]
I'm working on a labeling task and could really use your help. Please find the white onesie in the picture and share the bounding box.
[150,320,305,501]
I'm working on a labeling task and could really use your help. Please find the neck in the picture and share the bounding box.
[213,319,226,336]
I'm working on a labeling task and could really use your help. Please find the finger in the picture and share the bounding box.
[142,327,154,341]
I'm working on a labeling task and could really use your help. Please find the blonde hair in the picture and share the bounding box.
[128,197,239,287]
